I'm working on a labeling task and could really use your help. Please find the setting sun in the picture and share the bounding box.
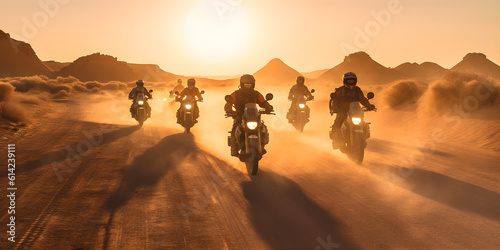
[184,0,250,61]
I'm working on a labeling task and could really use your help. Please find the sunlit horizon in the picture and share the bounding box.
[2,0,499,76]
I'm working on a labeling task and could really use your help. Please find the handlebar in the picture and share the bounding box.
[330,108,377,115]
[289,96,314,102]
[259,110,275,115]
[225,110,275,118]
[129,97,151,100]
[175,97,203,102]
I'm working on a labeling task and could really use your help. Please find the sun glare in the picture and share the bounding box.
[184,1,250,62]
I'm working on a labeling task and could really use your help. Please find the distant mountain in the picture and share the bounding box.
[193,74,242,81]
[301,68,330,79]
[394,62,446,82]
[127,63,178,83]
[43,60,71,71]
[254,58,302,85]
[0,30,52,77]
[451,53,500,81]
[58,53,139,82]
[58,53,180,83]
[317,52,405,85]
[3,30,498,86]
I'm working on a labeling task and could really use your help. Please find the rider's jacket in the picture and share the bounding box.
[129,86,152,101]
[331,86,371,112]
[288,84,313,101]
[228,89,269,117]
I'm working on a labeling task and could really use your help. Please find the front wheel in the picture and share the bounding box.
[244,139,261,175]
[348,133,365,164]
[245,147,259,175]
[294,121,305,132]
[184,113,192,133]
[137,109,144,126]
[295,111,307,132]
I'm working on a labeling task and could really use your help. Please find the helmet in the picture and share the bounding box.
[296,76,305,85]
[136,79,144,87]
[177,79,182,84]
[187,78,196,87]
[342,72,357,86]
[240,74,255,90]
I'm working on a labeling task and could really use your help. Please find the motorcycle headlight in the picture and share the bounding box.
[138,101,144,105]
[163,98,167,101]
[246,122,258,130]
[352,117,362,125]
[185,104,192,109]
[299,104,305,109]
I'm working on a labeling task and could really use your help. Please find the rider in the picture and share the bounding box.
[176,78,203,124]
[287,76,314,123]
[225,74,273,157]
[171,79,185,97]
[128,79,152,118]
[329,72,375,148]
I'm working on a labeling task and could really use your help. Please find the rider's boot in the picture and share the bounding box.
[230,136,239,157]
[130,107,136,118]
[176,111,182,124]
[231,144,239,157]
[286,111,294,123]
[331,128,343,149]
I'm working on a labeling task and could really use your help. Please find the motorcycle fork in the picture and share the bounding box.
[183,110,192,122]
[257,135,262,154]
[244,131,262,154]
[245,133,250,154]
[349,126,354,147]
[349,123,364,146]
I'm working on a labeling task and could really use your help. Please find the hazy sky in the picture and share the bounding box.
[2,0,499,76]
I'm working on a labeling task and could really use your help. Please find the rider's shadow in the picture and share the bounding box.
[241,171,358,249]
[104,133,197,211]
[19,124,141,173]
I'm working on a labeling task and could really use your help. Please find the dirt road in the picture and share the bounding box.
[1,96,499,249]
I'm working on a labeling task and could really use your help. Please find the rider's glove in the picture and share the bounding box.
[367,104,376,111]
[265,105,274,113]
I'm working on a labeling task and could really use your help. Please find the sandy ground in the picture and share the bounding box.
[1,88,499,249]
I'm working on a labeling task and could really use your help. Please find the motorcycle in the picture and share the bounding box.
[329,92,375,164]
[155,91,169,113]
[288,89,315,132]
[175,90,205,133]
[130,89,153,126]
[225,93,274,175]
[168,90,179,113]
